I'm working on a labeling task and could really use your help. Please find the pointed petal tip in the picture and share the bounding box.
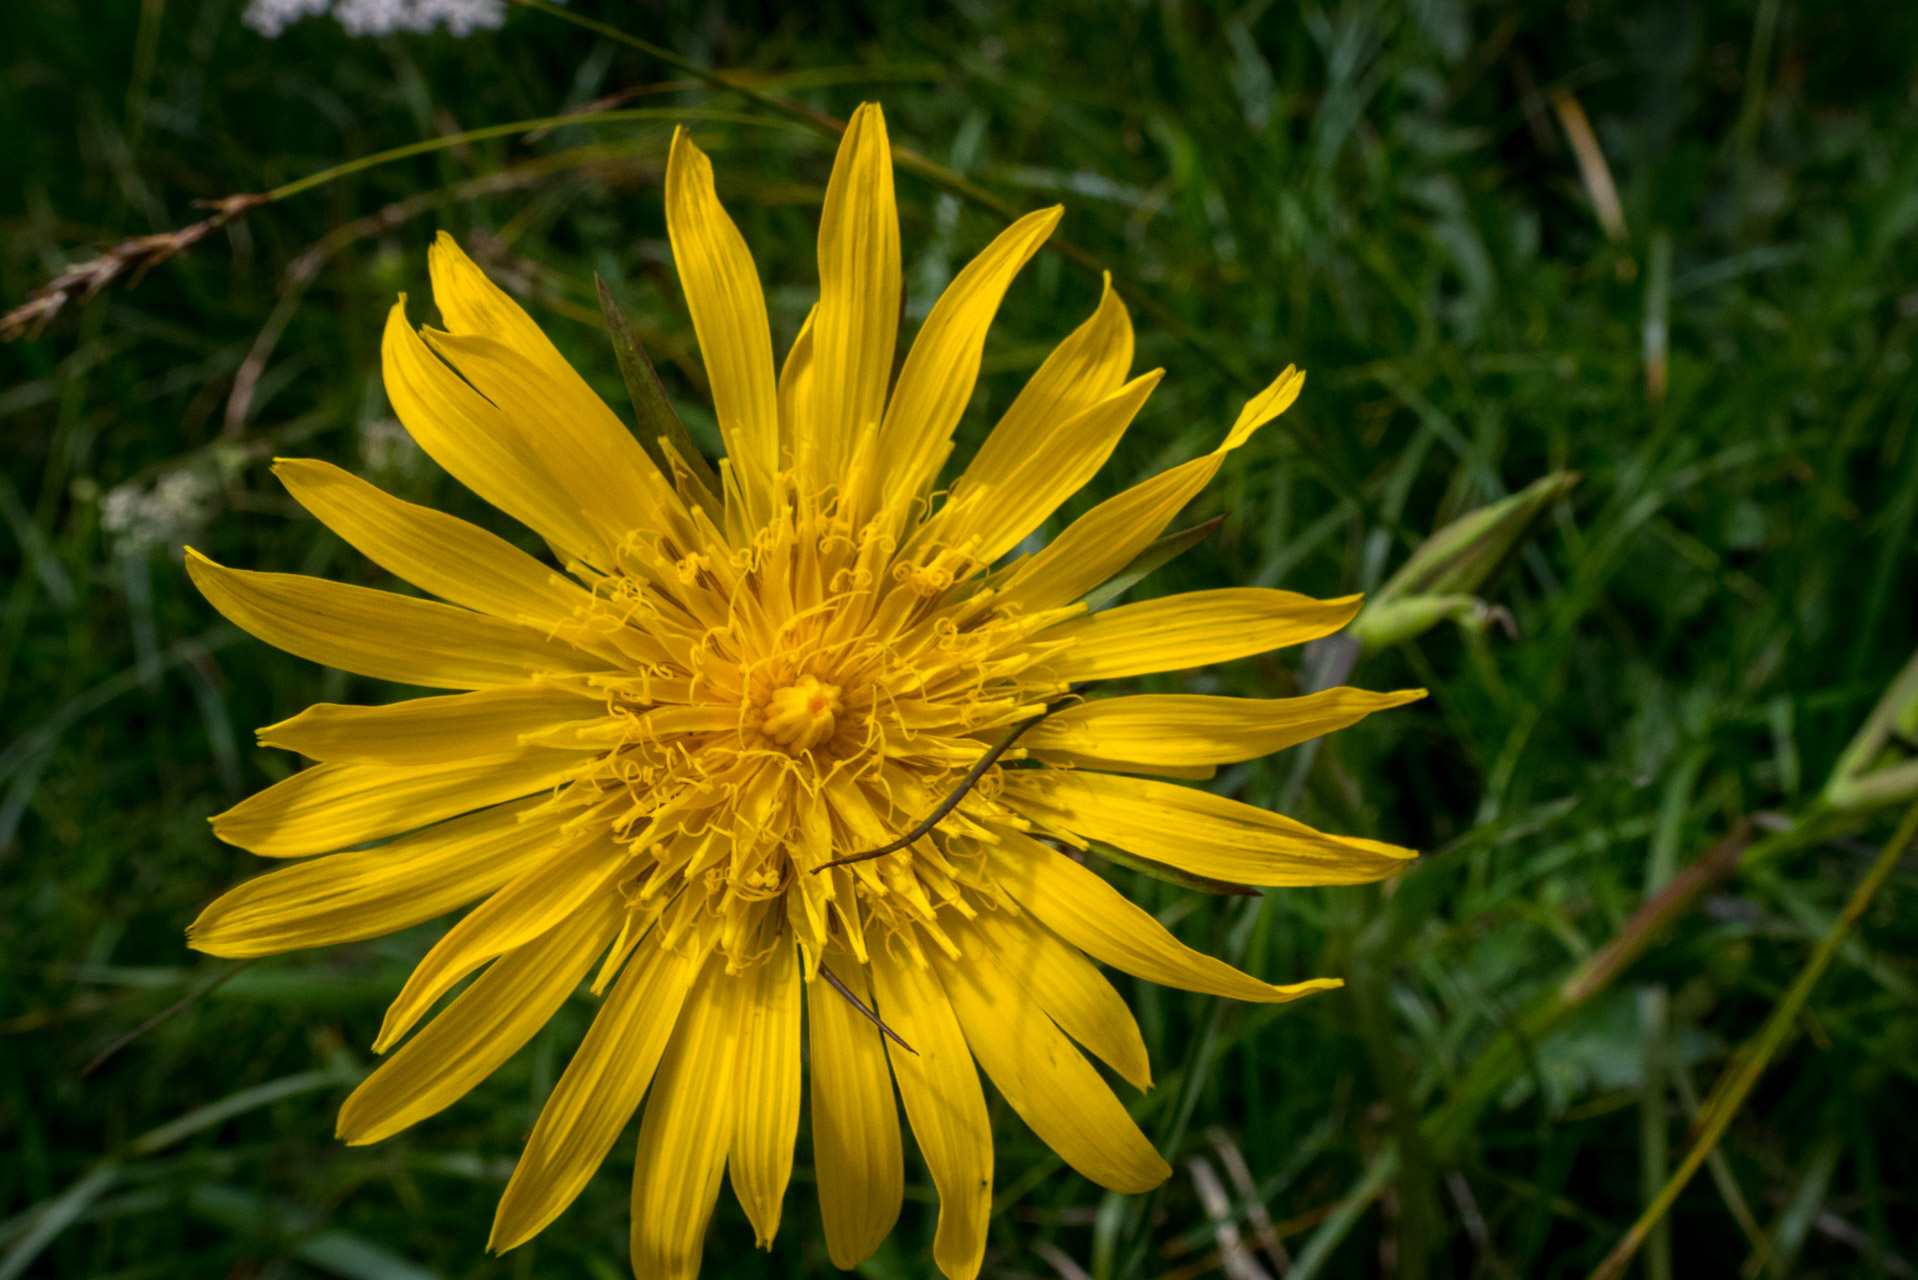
[335,1124,379,1149]
[487,1214,536,1256]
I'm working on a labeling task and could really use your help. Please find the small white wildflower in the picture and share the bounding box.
[101,469,221,557]
[244,0,514,38]
[242,0,331,36]
[358,417,427,478]
[333,0,506,36]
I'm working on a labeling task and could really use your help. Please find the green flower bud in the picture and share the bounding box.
[1350,471,1577,652]
[1348,595,1489,652]
[1824,649,1918,813]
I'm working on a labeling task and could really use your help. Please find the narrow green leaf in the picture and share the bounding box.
[130,1065,358,1156]
[594,274,723,520]
[1079,515,1224,611]
[0,1164,123,1280]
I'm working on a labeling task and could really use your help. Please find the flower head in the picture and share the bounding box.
[186,104,1422,1280]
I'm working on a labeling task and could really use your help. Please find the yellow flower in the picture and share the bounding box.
[184,103,1422,1280]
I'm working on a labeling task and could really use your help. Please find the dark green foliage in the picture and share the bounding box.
[4,1,1917,1277]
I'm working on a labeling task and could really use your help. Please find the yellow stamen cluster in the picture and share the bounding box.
[762,677,844,753]
[536,473,1073,976]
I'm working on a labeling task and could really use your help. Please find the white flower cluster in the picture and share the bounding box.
[100,469,221,557]
[243,0,508,38]
[358,417,427,479]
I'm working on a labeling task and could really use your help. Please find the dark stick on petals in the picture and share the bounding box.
[812,699,1072,874]
[818,964,917,1055]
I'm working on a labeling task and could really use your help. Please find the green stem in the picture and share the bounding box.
[1638,984,1673,1280]
[1351,918,1438,1280]
[1425,819,1762,1160]
[1586,801,1918,1280]
[265,106,779,201]
[505,0,1398,539]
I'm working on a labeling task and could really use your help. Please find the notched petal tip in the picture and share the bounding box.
[666,121,698,166]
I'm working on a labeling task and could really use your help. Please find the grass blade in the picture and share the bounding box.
[1587,802,1918,1280]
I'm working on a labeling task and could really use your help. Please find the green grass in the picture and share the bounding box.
[5,1,1918,1277]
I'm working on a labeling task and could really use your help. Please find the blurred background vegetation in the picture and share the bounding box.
[6,0,1918,1277]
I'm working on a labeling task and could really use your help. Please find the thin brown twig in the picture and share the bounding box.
[81,959,256,1077]
[2,108,750,344]
[1551,90,1628,243]
[817,964,916,1055]
[1,194,270,342]
[812,699,1072,873]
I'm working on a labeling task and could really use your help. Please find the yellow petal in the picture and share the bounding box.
[880,206,1062,502]
[257,687,605,766]
[630,953,743,1280]
[968,907,1150,1091]
[374,830,629,1051]
[490,927,701,1252]
[934,925,1169,1194]
[666,128,779,491]
[186,549,605,692]
[272,458,606,639]
[337,894,622,1145]
[1003,769,1415,887]
[1025,687,1426,766]
[426,231,588,401]
[992,453,1220,611]
[989,832,1338,1002]
[209,748,584,859]
[1222,365,1305,451]
[1034,588,1362,681]
[423,327,687,553]
[808,102,899,490]
[997,365,1303,611]
[869,944,991,1280]
[807,948,903,1269]
[939,369,1163,565]
[189,796,561,957]
[778,305,817,470]
[1029,753,1217,782]
[958,274,1134,495]
[728,936,802,1247]
[381,298,606,565]
[426,234,687,544]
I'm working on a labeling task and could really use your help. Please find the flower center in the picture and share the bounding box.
[761,675,844,754]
